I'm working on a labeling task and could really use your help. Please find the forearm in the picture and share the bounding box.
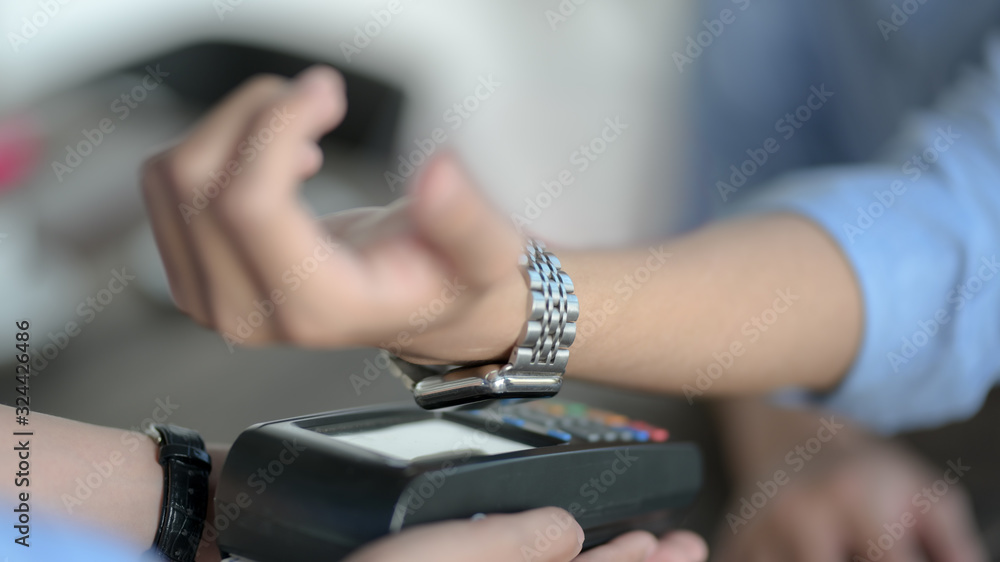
[560,213,862,394]
[0,405,162,551]
[0,406,224,561]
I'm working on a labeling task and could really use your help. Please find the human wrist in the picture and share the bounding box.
[391,239,577,408]
[490,267,533,361]
[479,239,577,365]
[144,424,213,562]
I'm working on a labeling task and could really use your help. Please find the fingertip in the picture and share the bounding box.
[672,531,709,561]
[295,64,344,97]
[411,153,462,220]
[572,531,657,562]
[649,531,708,562]
[619,531,659,559]
[293,64,348,129]
[299,143,324,177]
[520,507,585,553]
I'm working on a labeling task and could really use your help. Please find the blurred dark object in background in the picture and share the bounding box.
[122,42,403,159]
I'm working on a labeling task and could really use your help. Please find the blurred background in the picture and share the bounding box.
[0,0,726,533]
[0,0,696,438]
[1,0,999,558]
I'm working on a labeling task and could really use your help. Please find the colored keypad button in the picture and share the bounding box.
[547,429,573,441]
[502,416,526,427]
[627,428,650,442]
[496,399,670,444]
[604,414,630,427]
[561,427,603,442]
[545,403,566,416]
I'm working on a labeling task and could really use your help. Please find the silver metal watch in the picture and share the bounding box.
[389,239,578,409]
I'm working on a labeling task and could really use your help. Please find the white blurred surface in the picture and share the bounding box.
[2,0,696,245]
[1,0,696,345]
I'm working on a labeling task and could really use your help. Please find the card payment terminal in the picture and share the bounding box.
[216,399,701,561]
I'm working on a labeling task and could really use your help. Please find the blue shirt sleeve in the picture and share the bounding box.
[735,34,1000,434]
[2,504,153,561]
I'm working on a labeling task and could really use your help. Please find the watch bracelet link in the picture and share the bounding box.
[389,238,577,408]
[511,239,578,374]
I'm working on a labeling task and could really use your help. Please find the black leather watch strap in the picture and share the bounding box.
[146,423,212,562]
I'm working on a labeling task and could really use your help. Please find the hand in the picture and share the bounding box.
[344,507,708,562]
[142,66,527,363]
[714,443,987,562]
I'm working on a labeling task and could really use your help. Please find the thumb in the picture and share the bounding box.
[347,507,585,562]
[411,153,523,286]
